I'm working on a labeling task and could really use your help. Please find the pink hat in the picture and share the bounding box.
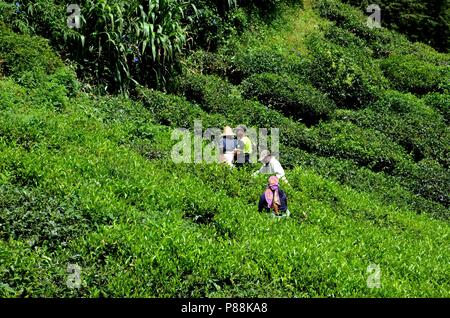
[268,176,279,186]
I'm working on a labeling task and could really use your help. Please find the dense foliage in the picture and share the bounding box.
[0,0,304,93]
[241,72,336,125]
[341,0,450,53]
[1,0,449,298]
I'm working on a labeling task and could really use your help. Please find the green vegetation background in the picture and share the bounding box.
[0,0,449,297]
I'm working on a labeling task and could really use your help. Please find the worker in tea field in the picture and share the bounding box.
[253,150,289,184]
[234,125,253,167]
[219,126,238,167]
[258,176,290,217]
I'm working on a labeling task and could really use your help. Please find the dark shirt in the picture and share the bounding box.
[258,189,288,212]
[221,137,237,153]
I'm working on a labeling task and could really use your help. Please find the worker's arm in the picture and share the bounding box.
[252,164,264,177]
[243,137,253,154]
[272,160,288,183]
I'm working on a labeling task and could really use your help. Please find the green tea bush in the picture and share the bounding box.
[423,93,450,124]
[0,26,80,102]
[323,26,371,54]
[280,144,449,220]
[89,95,154,125]
[0,110,48,150]
[0,79,26,110]
[313,0,430,59]
[371,91,450,167]
[0,239,69,297]
[333,91,450,168]
[337,108,450,168]
[341,0,450,53]
[380,55,450,95]
[370,30,414,59]
[241,72,336,125]
[181,188,224,225]
[0,185,89,249]
[303,121,411,172]
[369,89,427,113]
[184,50,233,78]
[404,42,450,66]
[137,87,227,129]
[28,78,69,111]
[174,162,262,206]
[228,48,310,84]
[313,0,390,45]
[0,27,63,80]
[48,67,80,98]
[367,32,450,64]
[305,34,388,108]
[395,159,450,208]
[172,73,234,112]
[2,80,450,297]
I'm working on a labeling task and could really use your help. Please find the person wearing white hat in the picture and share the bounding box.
[219,126,238,167]
[253,150,289,184]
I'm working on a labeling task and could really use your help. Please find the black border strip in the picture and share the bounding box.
[0,298,448,315]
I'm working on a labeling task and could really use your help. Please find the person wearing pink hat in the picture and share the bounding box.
[258,176,290,217]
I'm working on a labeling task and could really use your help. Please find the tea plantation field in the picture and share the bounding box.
[0,0,449,297]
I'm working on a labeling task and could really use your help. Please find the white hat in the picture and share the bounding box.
[258,150,271,162]
[220,126,235,137]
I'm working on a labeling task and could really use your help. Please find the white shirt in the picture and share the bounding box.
[254,157,289,183]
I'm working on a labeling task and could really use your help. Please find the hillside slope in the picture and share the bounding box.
[1,0,449,297]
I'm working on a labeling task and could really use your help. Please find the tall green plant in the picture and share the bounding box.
[74,0,195,93]
[0,0,195,94]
